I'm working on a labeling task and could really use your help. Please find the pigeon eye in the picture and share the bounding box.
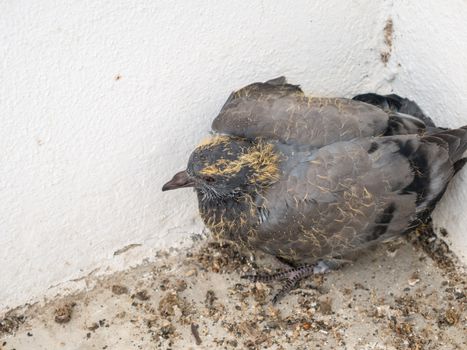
[203,175,216,183]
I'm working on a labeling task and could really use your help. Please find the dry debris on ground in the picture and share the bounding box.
[1,224,465,350]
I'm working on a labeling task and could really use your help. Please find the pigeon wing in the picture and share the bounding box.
[255,128,467,262]
[213,78,427,147]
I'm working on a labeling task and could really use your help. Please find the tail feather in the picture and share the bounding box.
[453,158,467,174]
[402,125,467,217]
[423,126,467,163]
[353,93,436,128]
[384,112,427,136]
[385,94,434,126]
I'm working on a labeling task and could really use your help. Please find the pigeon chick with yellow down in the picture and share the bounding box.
[163,77,467,303]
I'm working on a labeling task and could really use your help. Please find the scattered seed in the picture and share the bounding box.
[185,269,197,277]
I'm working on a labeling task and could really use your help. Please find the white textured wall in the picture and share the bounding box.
[388,0,467,264]
[0,1,389,311]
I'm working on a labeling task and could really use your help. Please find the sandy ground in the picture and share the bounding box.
[1,225,466,350]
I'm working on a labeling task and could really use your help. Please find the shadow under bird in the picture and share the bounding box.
[163,77,467,303]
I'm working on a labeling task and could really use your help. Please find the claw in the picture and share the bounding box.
[272,276,300,304]
[242,260,337,303]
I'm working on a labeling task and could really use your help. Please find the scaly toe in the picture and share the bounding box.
[272,278,298,304]
[242,260,337,303]
[241,270,290,283]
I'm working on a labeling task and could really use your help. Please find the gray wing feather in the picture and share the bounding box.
[213,78,427,146]
[254,132,464,263]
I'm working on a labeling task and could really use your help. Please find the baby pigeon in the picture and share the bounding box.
[163,77,467,303]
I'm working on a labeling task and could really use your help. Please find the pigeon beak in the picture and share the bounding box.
[162,170,195,191]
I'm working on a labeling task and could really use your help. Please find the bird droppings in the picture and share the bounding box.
[205,290,217,312]
[0,315,24,336]
[407,271,420,286]
[111,285,129,295]
[53,303,75,324]
[190,323,202,345]
[1,224,465,349]
[133,290,150,301]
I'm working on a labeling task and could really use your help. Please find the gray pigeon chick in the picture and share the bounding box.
[163,77,467,303]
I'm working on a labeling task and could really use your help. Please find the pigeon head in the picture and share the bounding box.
[162,136,280,201]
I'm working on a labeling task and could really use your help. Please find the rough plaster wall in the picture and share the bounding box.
[387,0,467,264]
[0,0,390,311]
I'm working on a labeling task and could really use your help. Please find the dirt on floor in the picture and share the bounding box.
[1,224,466,350]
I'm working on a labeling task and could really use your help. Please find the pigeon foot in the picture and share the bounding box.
[241,261,333,304]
